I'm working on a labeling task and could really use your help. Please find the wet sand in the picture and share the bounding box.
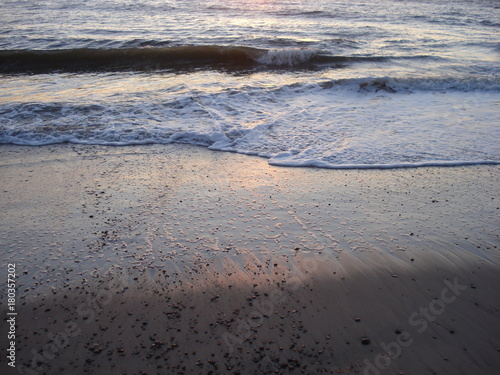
[0,144,499,374]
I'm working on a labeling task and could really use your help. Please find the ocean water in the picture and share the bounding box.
[0,0,499,168]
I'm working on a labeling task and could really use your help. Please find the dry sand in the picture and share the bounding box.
[0,143,499,375]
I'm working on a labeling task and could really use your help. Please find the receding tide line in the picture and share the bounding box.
[267,159,500,169]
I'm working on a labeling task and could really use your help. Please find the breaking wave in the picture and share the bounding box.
[0,45,432,74]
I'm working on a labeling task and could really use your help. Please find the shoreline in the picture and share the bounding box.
[1,143,499,374]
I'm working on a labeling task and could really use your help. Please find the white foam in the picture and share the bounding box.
[1,74,499,168]
[269,158,500,170]
[319,76,500,93]
[256,48,319,66]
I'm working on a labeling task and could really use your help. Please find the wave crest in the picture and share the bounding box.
[256,48,319,66]
[0,45,429,74]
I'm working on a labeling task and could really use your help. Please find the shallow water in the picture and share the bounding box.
[1,0,499,167]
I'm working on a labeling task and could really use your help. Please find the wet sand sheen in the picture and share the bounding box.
[0,144,499,374]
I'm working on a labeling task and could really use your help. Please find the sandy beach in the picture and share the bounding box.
[1,143,499,374]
